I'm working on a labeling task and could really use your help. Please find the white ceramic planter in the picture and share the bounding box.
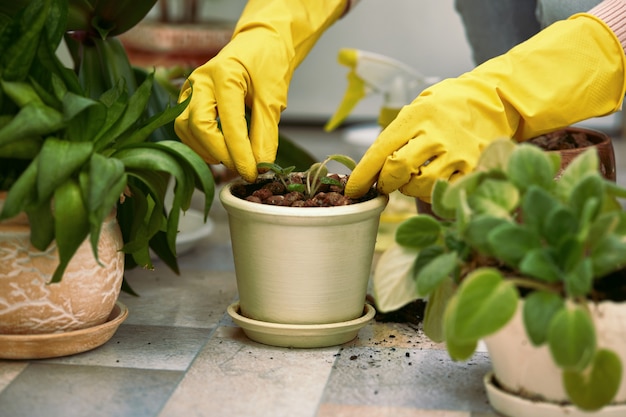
[220,181,388,347]
[483,300,626,416]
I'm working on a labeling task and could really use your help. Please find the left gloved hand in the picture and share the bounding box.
[345,13,626,201]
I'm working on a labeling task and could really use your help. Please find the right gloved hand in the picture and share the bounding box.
[346,13,626,201]
[175,0,347,183]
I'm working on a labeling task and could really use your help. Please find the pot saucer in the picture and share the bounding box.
[484,372,626,417]
[227,302,376,348]
[0,302,128,360]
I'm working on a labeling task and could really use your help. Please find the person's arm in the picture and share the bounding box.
[455,0,541,65]
[537,0,602,27]
[175,0,351,183]
[346,0,626,201]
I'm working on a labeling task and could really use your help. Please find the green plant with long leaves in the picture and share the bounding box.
[0,0,214,285]
[373,139,626,411]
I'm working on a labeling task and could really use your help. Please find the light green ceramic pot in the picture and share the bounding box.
[220,181,388,347]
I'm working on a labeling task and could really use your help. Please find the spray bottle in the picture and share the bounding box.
[324,48,440,132]
[325,48,441,251]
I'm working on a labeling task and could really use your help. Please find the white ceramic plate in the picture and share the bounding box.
[227,302,376,348]
[484,372,626,417]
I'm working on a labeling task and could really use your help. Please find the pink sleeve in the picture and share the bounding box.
[590,0,626,51]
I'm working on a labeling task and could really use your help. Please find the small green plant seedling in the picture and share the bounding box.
[258,154,356,199]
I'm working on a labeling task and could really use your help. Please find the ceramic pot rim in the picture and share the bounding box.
[219,181,389,219]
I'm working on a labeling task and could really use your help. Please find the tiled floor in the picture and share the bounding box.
[1,124,624,417]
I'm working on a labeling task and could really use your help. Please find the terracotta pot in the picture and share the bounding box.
[0,194,125,335]
[417,127,616,216]
[220,181,388,347]
[483,301,626,409]
[119,20,234,69]
[534,126,616,182]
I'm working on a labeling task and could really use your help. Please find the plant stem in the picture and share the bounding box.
[506,276,562,294]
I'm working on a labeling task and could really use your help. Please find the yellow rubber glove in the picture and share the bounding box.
[346,14,626,201]
[175,0,347,183]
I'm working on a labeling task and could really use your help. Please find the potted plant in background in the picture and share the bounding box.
[0,0,214,359]
[220,155,388,348]
[526,127,616,181]
[416,126,616,217]
[372,138,626,416]
[118,0,236,71]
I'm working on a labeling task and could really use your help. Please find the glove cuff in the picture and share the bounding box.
[589,0,626,51]
[234,0,347,67]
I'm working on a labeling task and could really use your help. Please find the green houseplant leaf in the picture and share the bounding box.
[488,223,542,267]
[36,138,93,203]
[416,252,459,296]
[423,277,455,342]
[468,178,518,217]
[548,305,596,371]
[522,291,564,345]
[51,178,90,283]
[1,0,215,285]
[507,143,559,192]
[556,147,599,201]
[0,102,64,144]
[371,242,421,313]
[81,154,127,259]
[444,268,518,353]
[395,215,442,249]
[563,348,622,411]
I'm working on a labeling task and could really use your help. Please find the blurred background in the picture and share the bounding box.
[61,0,620,132]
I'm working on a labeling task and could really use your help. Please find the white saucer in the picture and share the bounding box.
[227,302,376,348]
[484,372,626,417]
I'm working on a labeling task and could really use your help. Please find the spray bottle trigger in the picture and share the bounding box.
[324,71,367,132]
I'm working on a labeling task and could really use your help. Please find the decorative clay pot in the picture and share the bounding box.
[483,301,626,417]
[534,126,615,182]
[220,181,388,348]
[0,194,125,335]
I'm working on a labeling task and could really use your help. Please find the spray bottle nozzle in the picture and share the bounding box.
[325,48,440,131]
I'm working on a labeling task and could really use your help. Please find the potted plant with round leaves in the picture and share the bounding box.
[0,0,214,359]
[220,155,388,349]
[372,138,626,415]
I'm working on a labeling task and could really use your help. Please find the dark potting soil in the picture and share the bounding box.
[528,130,597,150]
[230,173,379,207]
[594,268,626,302]
[372,298,426,327]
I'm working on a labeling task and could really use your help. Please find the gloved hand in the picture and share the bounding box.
[345,13,626,201]
[175,0,347,183]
